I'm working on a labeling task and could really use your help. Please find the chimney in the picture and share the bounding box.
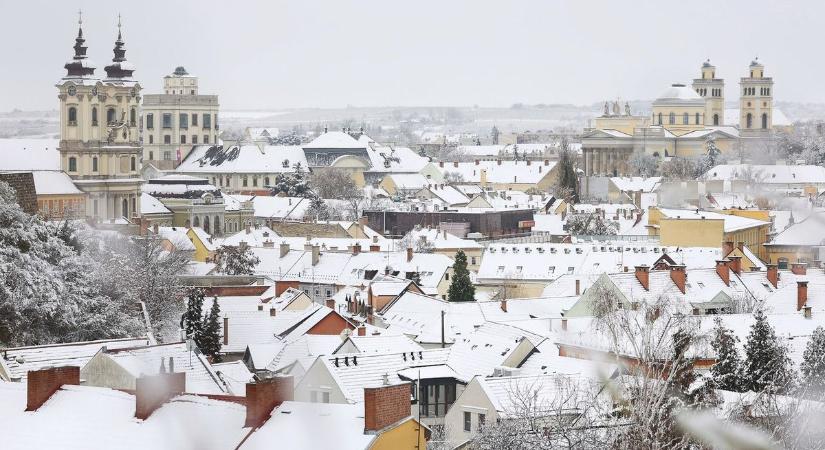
[722,240,734,256]
[279,242,290,258]
[453,161,459,168]
[364,383,411,433]
[526,160,531,166]
[352,243,362,255]
[791,262,808,276]
[370,244,380,252]
[497,159,502,166]
[372,235,379,244]
[357,325,366,336]
[312,245,320,266]
[716,260,730,286]
[135,372,186,419]
[727,255,742,275]
[26,366,80,411]
[634,265,650,291]
[575,279,580,296]
[561,318,568,331]
[813,260,822,269]
[439,161,444,168]
[325,298,335,310]
[804,305,813,319]
[670,265,687,294]
[475,159,480,165]
[544,159,549,166]
[798,280,809,311]
[500,300,507,313]
[152,223,159,235]
[223,317,229,345]
[245,376,294,428]
[263,239,274,248]
[269,307,277,317]
[766,264,779,288]
[406,247,413,262]
[257,303,264,311]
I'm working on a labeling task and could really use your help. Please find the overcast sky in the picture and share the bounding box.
[3,0,820,111]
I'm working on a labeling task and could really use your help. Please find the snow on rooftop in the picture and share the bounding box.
[0,138,61,171]
[303,131,365,149]
[175,144,308,174]
[140,193,171,215]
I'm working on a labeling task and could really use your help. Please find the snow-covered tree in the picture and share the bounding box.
[660,157,697,181]
[628,151,659,177]
[565,213,619,236]
[270,133,303,146]
[181,287,205,342]
[800,326,825,395]
[271,163,313,198]
[710,317,745,392]
[743,309,794,394]
[447,250,475,302]
[694,136,722,178]
[554,137,579,203]
[200,297,222,362]
[214,245,260,275]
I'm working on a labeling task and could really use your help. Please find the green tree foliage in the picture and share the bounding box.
[801,326,825,395]
[181,287,205,341]
[710,317,745,392]
[743,309,794,393]
[214,245,260,275]
[447,250,475,302]
[199,297,223,362]
[554,137,579,203]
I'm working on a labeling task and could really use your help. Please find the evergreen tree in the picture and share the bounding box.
[447,250,475,302]
[800,326,825,395]
[554,137,579,203]
[181,288,205,342]
[710,317,745,392]
[215,245,260,275]
[199,297,223,362]
[743,309,794,393]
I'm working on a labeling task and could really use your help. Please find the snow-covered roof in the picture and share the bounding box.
[303,131,364,149]
[403,227,483,250]
[212,360,254,395]
[224,194,309,220]
[657,208,770,232]
[175,144,309,174]
[724,108,792,127]
[385,173,431,191]
[265,334,343,373]
[0,138,61,171]
[154,226,196,251]
[654,83,704,103]
[219,226,280,248]
[445,322,544,381]
[768,211,825,246]
[25,170,81,195]
[437,160,556,184]
[140,193,171,215]
[419,184,470,206]
[703,164,825,185]
[609,176,662,193]
[335,334,423,355]
[477,372,605,418]
[0,337,151,382]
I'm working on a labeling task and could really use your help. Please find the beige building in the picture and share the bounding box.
[57,17,143,221]
[141,67,219,169]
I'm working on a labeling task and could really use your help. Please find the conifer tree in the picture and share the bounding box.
[800,326,825,395]
[181,288,205,342]
[199,297,223,362]
[743,309,794,393]
[447,250,475,302]
[710,317,745,392]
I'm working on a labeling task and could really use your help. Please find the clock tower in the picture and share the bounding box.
[57,13,143,221]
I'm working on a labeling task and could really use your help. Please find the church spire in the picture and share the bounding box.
[64,10,96,78]
[104,14,135,79]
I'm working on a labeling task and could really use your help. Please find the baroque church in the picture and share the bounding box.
[57,14,143,221]
[580,59,792,180]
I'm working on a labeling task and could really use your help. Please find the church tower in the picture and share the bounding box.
[57,14,143,221]
[739,58,773,137]
[692,59,725,126]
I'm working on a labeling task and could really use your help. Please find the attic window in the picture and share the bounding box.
[567,267,574,274]
[548,266,555,274]
[697,282,705,288]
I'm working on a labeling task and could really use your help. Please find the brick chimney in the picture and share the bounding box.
[561,318,568,331]
[474,160,480,165]
[269,307,277,317]
[152,223,159,235]
[223,317,229,345]
[727,255,742,275]
[406,247,413,262]
[722,240,734,256]
[279,242,290,258]
[791,262,807,276]
[634,265,650,291]
[526,160,531,166]
[135,372,186,419]
[500,300,507,313]
[453,161,459,168]
[439,161,444,168]
[364,382,411,433]
[544,159,549,166]
[352,243,362,256]
[26,366,80,411]
[766,264,779,288]
[798,280,809,311]
[357,325,366,336]
[325,298,336,310]
[575,279,580,296]
[370,244,380,252]
[670,264,687,294]
[716,260,730,286]
[245,376,294,428]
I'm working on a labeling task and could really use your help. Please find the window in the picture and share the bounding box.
[162,113,172,128]
[778,258,789,270]
[464,412,471,432]
[243,176,248,187]
[68,157,77,172]
[445,273,449,280]
[264,177,270,186]
[92,157,98,172]
[130,108,136,126]
[682,112,689,125]
[657,112,662,125]
[471,256,477,265]
[107,108,116,124]
[92,107,98,126]
[146,113,154,129]
[420,381,456,418]
[179,113,188,129]
[164,135,171,144]
[669,112,675,125]
[214,114,218,129]
[163,151,172,160]
[149,151,154,160]
[695,113,701,124]
[192,113,198,127]
[762,113,768,129]
[68,107,77,125]
[203,135,209,144]
[203,113,211,129]
[131,157,136,171]
[713,114,719,126]
[190,90,195,95]
[478,413,486,430]
[149,135,153,144]
[181,135,187,144]
[253,177,258,187]
[322,392,330,403]
[746,113,753,129]
[192,135,198,144]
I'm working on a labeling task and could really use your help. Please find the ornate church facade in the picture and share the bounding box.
[57,14,143,221]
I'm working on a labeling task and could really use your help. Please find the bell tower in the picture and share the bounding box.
[56,13,143,221]
[739,58,773,137]
[691,59,725,126]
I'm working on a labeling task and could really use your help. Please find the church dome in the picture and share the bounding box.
[656,83,703,101]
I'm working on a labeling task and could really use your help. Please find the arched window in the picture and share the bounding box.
[264,177,270,186]
[193,216,200,228]
[68,107,77,125]
[713,114,719,126]
[122,199,129,218]
[68,157,77,172]
[92,157,98,172]
[746,113,753,129]
[243,176,248,187]
[130,157,136,171]
[657,113,662,125]
[130,108,136,126]
[668,112,675,125]
[92,107,98,126]
[695,113,701,125]
[107,108,116,124]
[682,113,689,125]
[213,216,221,235]
[203,216,210,234]
[761,113,768,129]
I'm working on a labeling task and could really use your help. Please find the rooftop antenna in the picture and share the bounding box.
[78,9,83,26]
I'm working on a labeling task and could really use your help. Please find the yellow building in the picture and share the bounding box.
[186,227,218,262]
